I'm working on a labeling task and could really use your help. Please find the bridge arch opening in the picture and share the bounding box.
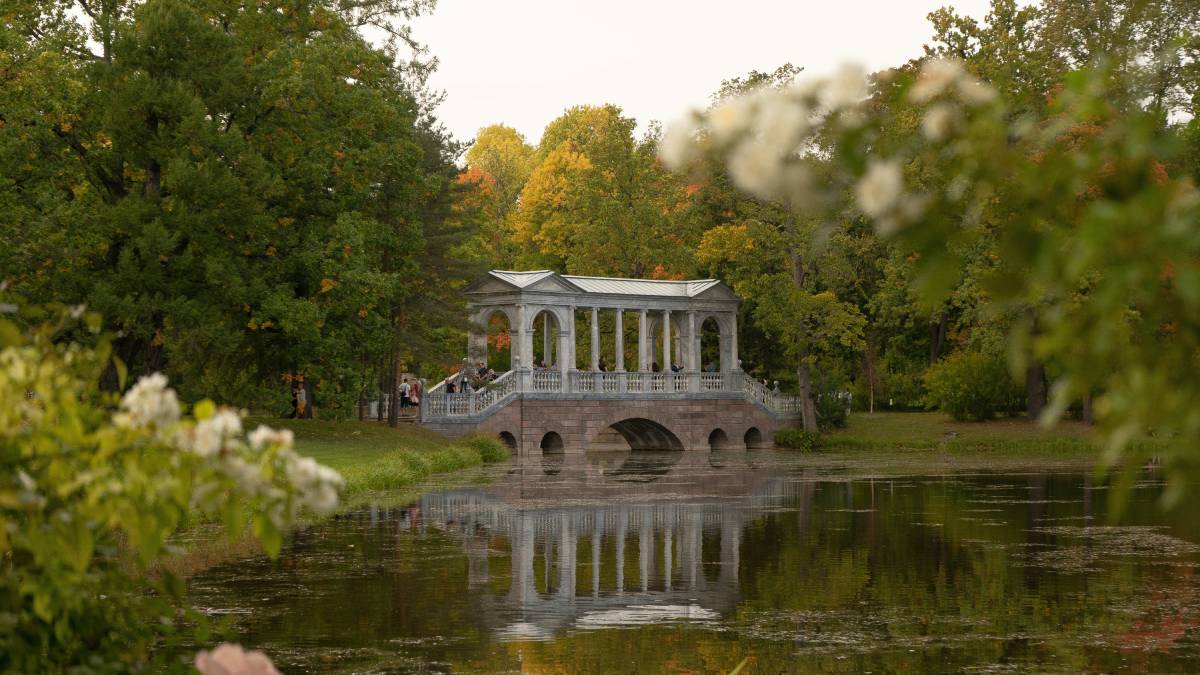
[540,431,564,454]
[598,418,684,451]
[478,308,512,374]
[708,428,732,451]
[744,427,764,449]
[700,316,723,373]
[529,309,561,369]
[497,431,517,450]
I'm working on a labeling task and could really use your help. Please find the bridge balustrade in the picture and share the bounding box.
[417,368,802,421]
[532,370,561,392]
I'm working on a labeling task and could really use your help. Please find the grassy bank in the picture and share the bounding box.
[164,419,508,577]
[251,418,509,498]
[821,412,1104,455]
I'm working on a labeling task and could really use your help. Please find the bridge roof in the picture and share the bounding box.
[483,270,726,299]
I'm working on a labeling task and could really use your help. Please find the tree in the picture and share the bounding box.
[0,0,451,415]
[512,105,704,277]
[461,124,536,264]
[665,44,1200,494]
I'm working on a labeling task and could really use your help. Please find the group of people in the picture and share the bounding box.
[397,377,421,411]
[441,361,497,394]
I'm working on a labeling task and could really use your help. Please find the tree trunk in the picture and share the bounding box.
[386,352,399,428]
[929,314,948,363]
[797,352,819,432]
[864,344,876,414]
[1081,391,1094,424]
[1025,362,1047,419]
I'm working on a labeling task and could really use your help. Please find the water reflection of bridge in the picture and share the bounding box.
[396,453,810,641]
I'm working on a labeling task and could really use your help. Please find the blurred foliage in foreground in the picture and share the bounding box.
[663,24,1200,503]
[0,302,341,671]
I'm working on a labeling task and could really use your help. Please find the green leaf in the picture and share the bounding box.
[114,355,129,390]
[194,399,215,420]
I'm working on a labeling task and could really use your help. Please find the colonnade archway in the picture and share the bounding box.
[463,271,743,379]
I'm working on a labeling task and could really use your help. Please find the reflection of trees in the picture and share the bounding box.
[189,467,1200,673]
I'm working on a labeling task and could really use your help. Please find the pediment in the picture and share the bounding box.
[525,275,582,294]
[465,277,518,295]
[691,282,738,301]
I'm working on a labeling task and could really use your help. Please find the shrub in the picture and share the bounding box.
[0,304,342,671]
[461,434,511,463]
[923,349,1025,421]
[775,428,820,451]
[816,391,849,429]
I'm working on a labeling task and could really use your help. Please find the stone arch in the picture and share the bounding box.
[744,426,764,449]
[591,417,684,451]
[475,305,519,330]
[708,428,732,451]
[524,305,572,335]
[540,431,564,454]
[527,306,567,369]
[645,314,687,372]
[696,312,734,372]
[497,431,517,450]
[470,305,518,372]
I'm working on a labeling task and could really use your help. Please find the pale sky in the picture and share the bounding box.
[410,0,995,147]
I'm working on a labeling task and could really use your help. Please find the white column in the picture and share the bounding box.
[730,312,740,370]
[638,310,648,371]
[590,306,600,371]
[559,309,572,391]
[661,309,671,370]
[516,304,528,370]
[686,311,699,370]
[614,309,625,371]
[543,312,552,366]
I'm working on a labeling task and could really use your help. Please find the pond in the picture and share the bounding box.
[189,451,1200,673]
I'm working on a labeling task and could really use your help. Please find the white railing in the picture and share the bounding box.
[741,373,802,415]
[532,370,561,392]
[700,372,725,391]
[420,368,802,420]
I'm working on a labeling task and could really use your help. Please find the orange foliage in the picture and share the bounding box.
[649,264,684,281]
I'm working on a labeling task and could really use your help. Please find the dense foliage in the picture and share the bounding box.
[662,4,1200,495]
[773,428,820,451]
[0,302,341,671]
[923,349,1024,421]
[0,0,476,417]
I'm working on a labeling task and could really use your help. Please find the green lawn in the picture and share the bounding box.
[165,419,507,577]
[822,411,1102,454]
[250,417,461,470]
[246,417,509,498]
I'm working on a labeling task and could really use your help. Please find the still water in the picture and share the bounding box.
[189,451,1200,673]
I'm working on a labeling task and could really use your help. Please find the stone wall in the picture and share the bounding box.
[423,394,786,454]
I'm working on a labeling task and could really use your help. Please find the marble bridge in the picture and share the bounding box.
[420,270,801,453]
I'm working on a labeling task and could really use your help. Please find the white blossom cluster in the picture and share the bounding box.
[659,63,868,207]
[115,373,344,518]
[113,372,180,434]
[659,59,998,237]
